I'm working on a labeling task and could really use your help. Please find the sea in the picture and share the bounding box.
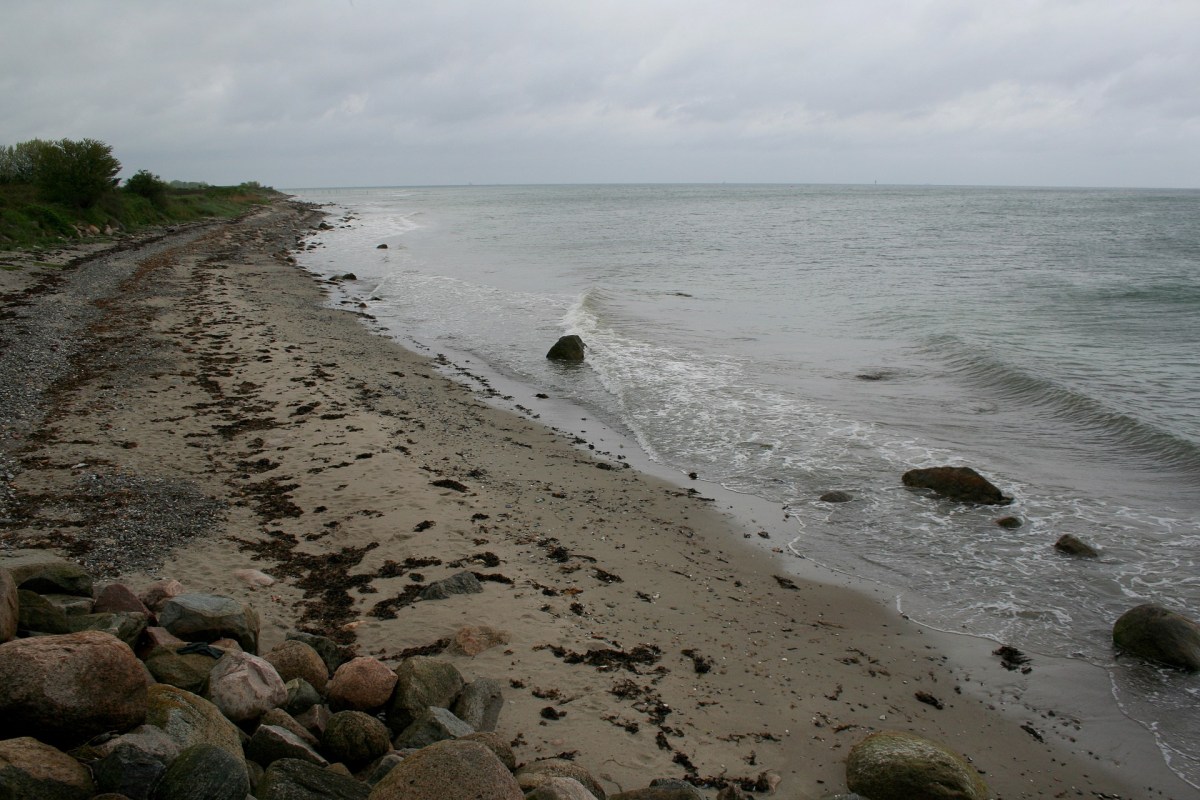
[291,183,1200,788]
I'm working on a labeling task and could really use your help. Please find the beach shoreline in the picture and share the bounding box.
[1,198,1192,798]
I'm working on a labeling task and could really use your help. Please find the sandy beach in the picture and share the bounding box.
[0,199,1192,799]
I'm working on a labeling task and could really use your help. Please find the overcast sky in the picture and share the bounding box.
[3,1,1198,188]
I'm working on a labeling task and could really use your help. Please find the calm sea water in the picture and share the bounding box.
[293,184,1200,784]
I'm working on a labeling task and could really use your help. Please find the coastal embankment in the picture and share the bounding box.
[0,198,1191,798]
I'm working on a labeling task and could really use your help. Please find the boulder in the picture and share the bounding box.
[528,777,600,800]
[368,739,522,800]
[295,702,332,738]
[0,568,18,643]
[138,578,185,612]
[362,752,405,786]
[995,516,1023,529]
[286,631,352,675]
[257,757,371,800]
[328,656,399,712]
[90,723,180,764]
[143,684,244,766]
[845,730,989,800]
[387,656,465,730]
[205,650,287,722]
[448,625,510,657]
[819,490,854,503]
[516,759,607,799]
[1054,534,1099,558]
[1113,604,1200,671]
[901,466,1012,505]
[323,710,392,768]
[546,334,586,362]
[0,736,96,800]
[392,706,475,749]
[158,593,259,653]
[0,553,93,597]
[144,643,221,693]
[15,589,72,633]
[459,731,516,770]
[265,639,329,692]
[246,724,329,768]
[40,592,95,615]
[452,677,504,731]
[262,707,321,748]
[611,785,703,799]
[94,582,152,616]
[419,571,483,601]
[91,740,167,800]
[285,677,323,715]
[0,630,149,746]
[67,610,148,646]
[155,743,250,800]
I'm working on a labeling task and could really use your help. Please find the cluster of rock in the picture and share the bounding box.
[895,465,1200,673]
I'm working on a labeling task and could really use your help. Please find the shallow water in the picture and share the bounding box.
[293,183,1200,786]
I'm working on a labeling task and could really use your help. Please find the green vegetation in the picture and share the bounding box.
[0,137,282,249]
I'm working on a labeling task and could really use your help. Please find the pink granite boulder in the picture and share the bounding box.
[327,656,399,712]
[204,650,287,723]
[0,630,149,746]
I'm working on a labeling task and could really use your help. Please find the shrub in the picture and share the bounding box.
[34,138,121,208]
[124,169,169,208]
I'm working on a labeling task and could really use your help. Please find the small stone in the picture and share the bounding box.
[419,571,482,601]
[233,568,276,587]
[448,625,510,656]
[819,490,853,503]
[995,516,1023,529]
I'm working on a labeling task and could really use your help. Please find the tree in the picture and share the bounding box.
[0,139,51,184]
[34,138,121,208]
[124,168,169,208]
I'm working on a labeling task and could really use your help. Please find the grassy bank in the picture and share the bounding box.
[0,182,282,249]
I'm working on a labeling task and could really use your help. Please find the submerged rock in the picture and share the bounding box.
[819,490,854,503]
[1113,604,1200,671]
[546,335,586,362]
[1054,533,1099,557]
[901,466,1012,505]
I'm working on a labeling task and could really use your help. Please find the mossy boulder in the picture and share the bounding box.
[846,730,989,800]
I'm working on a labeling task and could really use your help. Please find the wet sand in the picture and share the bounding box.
[0,199,1191,798]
